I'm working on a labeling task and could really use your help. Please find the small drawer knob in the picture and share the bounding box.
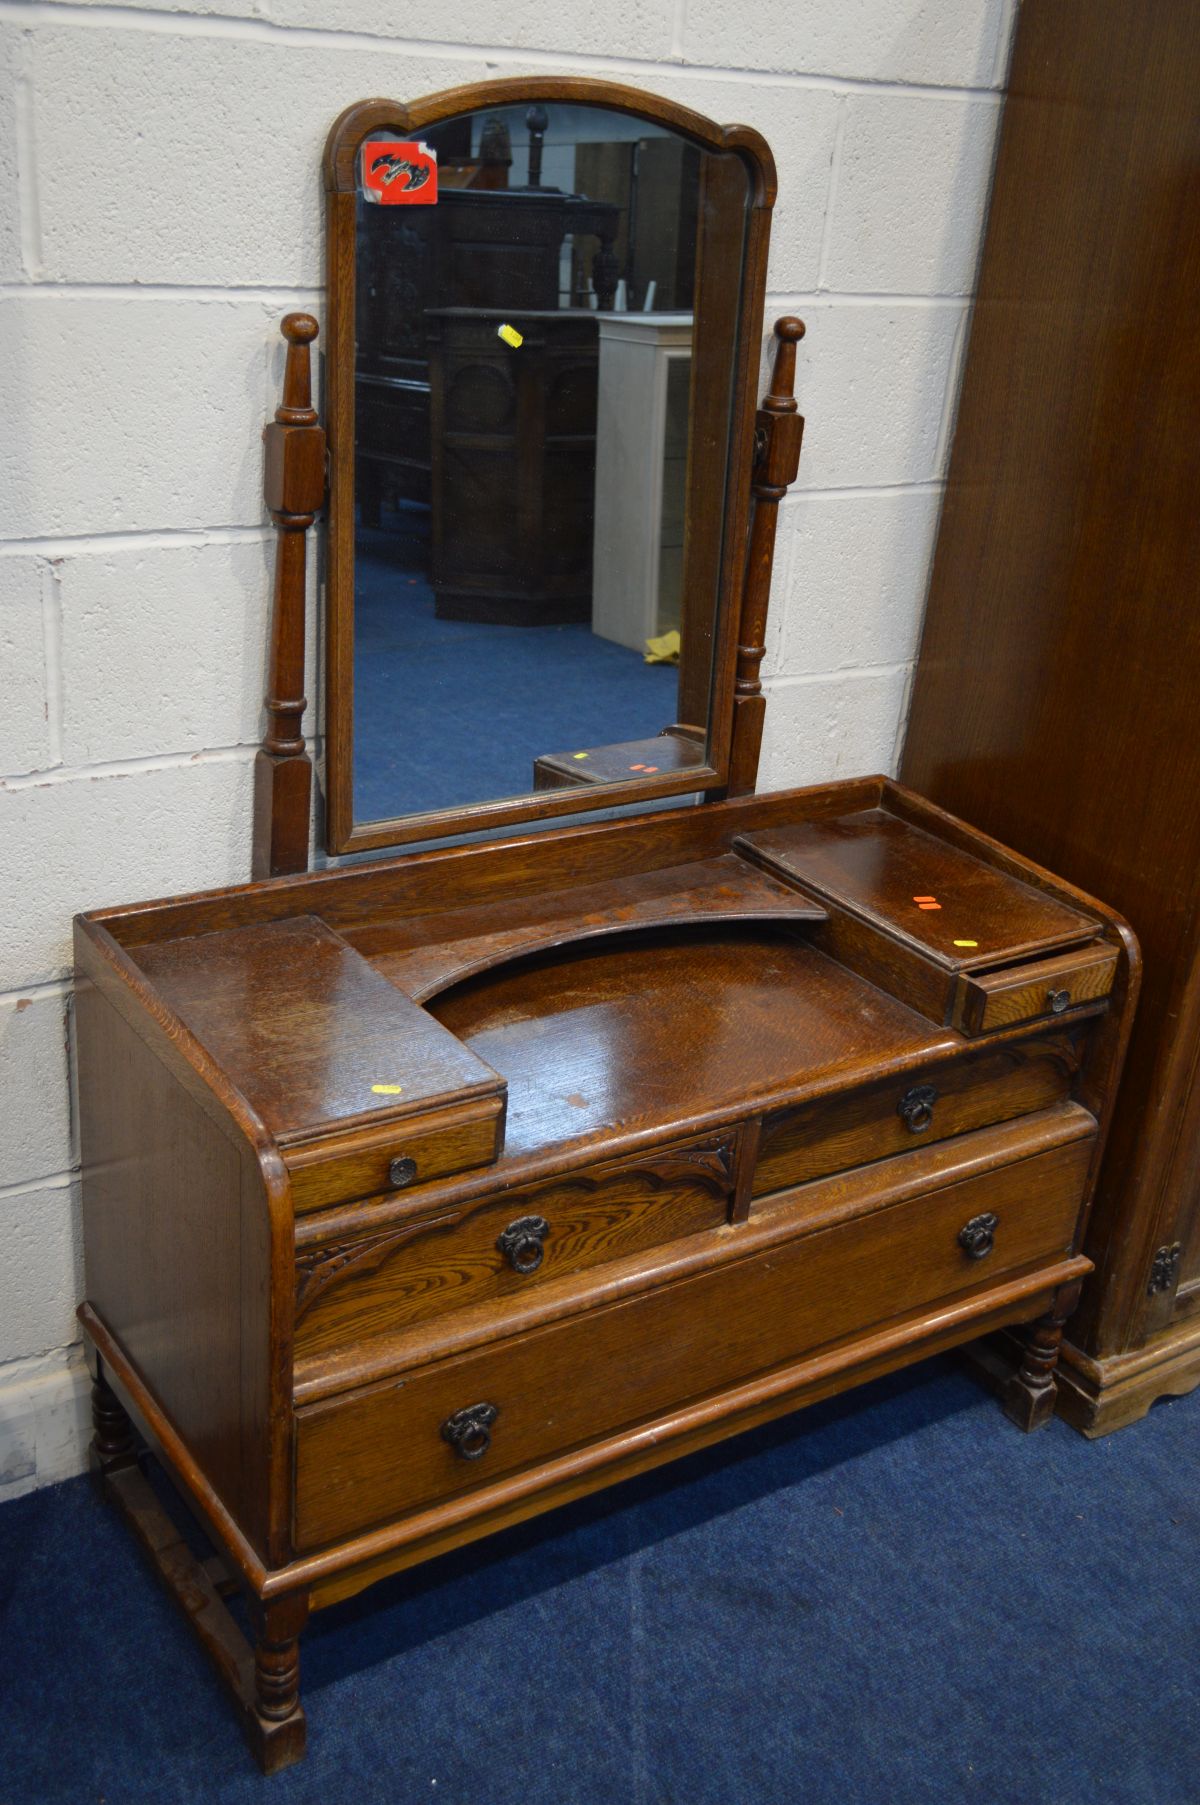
[898,1084,938,1134]
[388,1156,418,1189]
[1047,988,1071,1014]
[441,1402,498,1461]
[958,1212,998,1260]
[496,1215,550,1275]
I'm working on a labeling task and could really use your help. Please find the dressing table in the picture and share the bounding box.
[76,77,1139,1773]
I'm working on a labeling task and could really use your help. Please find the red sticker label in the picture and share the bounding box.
[362,140,438,205]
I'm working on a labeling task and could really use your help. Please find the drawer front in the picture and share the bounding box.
[294,1133,737,1360]
[294,1130,1093,1551]
[285,1099,505,1216]
[954,944,1118,1035]
[752,1029,1081,1199]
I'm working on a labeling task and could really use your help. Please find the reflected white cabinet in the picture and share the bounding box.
[591,314,693,652]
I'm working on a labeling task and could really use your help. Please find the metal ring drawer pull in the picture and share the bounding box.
[388,1156,418,1189]
[496,1214,550,1275]
[897,1084,938,1134]
[441,1402,499,1461]
[1047,988,1071,1014]
[958,1212,998,1260]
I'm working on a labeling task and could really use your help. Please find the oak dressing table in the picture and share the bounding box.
[76,77,1139,1773]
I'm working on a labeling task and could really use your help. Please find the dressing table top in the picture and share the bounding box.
[94,782,1118,1194]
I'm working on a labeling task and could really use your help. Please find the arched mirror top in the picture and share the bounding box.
[323,81,777,201]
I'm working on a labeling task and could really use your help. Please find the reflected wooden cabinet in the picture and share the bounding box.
[427,307,599,624]
[354,177,617,568]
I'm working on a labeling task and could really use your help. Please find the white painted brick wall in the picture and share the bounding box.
[0,556,53,774]
[0,0,1016,1497]
[0,993,74,1189]
[824,95,1002,294]
[681,0,1011,86]
[57,537,275,764]
[0,25,21,284]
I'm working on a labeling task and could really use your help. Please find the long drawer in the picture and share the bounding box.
[293,1118,1094,1551]
[752,1026,1081,1199]
[294,1131,737,1361]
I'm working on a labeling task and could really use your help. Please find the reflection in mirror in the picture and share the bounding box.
[350,101,750,826]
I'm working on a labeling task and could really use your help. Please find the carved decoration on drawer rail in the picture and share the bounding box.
[294,1212,463,1319]
[292,1140,737,1318]
[496,1139,739,1207]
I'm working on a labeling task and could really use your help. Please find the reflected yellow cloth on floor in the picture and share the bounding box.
[644,630,681,665]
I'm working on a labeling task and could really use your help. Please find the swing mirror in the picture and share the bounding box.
[323,79,772,852]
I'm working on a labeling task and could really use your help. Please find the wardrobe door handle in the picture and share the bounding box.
[497,1215,550,1275]
[898,1084,938,1134]
[958,1212,998,1261]
[441,1403,499,1461]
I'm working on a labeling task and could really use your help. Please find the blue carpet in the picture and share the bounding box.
[352,513,678,822]
[1,1358,1196,1804]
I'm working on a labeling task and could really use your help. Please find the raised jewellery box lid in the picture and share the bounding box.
[737,810,1098,973]
[735,808,1105,1029]
[133,912,505,1146]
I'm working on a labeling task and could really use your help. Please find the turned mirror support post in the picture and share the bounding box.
[253,313,326,879]
[727,317,806,797]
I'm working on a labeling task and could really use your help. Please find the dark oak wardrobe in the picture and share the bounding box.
[902,0,1200,1432]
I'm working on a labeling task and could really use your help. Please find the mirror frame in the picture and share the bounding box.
[322,76,776,855]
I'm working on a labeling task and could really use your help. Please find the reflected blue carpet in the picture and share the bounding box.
[353,518,678,823]
[1,1357,1196,1804]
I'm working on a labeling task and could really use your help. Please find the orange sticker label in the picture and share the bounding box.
[362,141,437,204]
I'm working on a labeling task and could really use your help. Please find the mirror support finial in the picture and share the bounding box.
[254,313,326,880]
[727,316,806,797]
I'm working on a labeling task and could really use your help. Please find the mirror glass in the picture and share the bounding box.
[350,100,751,827]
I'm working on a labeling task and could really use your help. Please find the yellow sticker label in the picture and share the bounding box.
[572,751,588,760]
[953,939,979,948]
[497,323,524,348]
[371,1083,404,1095]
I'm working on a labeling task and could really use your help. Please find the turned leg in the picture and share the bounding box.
[82,1349,310,1772]
[89,1368,137,1481]
[246,1593,309,1773]
[1003,1280,1082,1431]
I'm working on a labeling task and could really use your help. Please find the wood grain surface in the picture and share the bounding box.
[294,1115,1095,1549]
[346,853,826,1002]
[899,0,1186,1389]
[752,1027,1085,1196]
[134,914,505,1142]
[294,1132,736,1360]
[953,945,1118,1036]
